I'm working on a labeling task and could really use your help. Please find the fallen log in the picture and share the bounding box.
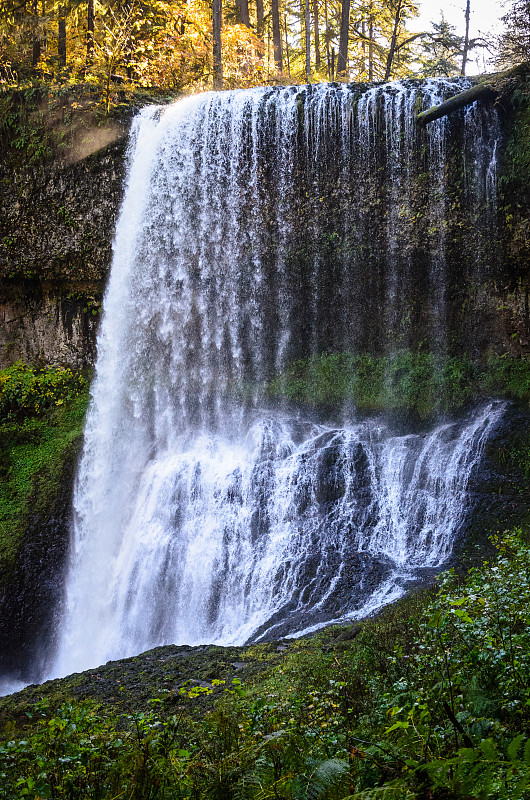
[417,82,497,125]
[417,61,530,125]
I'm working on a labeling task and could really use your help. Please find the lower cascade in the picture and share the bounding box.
[51,81,504,678]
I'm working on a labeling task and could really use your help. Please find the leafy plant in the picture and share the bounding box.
[0,361,85,422]
[0,374,89,574]
[2,527,530,799]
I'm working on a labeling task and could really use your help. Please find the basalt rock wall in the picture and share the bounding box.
[0,89,131,368]
[0,83,529,370]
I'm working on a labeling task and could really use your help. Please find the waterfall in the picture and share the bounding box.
[51,81,503,678]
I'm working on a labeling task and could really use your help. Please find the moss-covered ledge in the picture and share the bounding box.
[0,364,90,681]
[266,350,530,420]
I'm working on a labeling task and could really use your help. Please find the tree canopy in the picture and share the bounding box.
[497,0,530,67]
[0,1,525,99]
[0,0,425,96]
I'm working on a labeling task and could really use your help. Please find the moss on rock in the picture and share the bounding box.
[268,350,530,420]
[0,371,89,679]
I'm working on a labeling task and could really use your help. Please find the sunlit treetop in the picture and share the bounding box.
[0,0,519,100]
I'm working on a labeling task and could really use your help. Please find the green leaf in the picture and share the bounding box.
[508,733,525,762]
[523,738,530,766]
[385,720,410,734]
[454,608,473,623]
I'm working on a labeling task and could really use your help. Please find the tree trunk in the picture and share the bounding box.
[418,63,530,125]
[324,0,330,77]
[417,81,497,125]
[331,45,335,80]
[236,0,250,27]
[313,0,320,72]
[256,0,264,38]
[305,0,311,79]
[368,4,373,80]
[126,37,133,79]
[272,0,283,72]
[32,0,41,71]
[361,16,366,78]
[384,0,403,81]
[86,0,95,66]
[212,0,223,89]
[58,4,67,68]
[337,0,350,78]
[461,0,470,76]
[284,14,291,76]
[41,0,47,56]
[267,20,271,77]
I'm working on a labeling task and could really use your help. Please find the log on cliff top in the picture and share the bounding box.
[417,61,530,125]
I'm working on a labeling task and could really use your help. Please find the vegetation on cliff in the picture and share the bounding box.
[499,73,530,289]
[0,529,529,799]
[268,351,530,419]
[0,362,88,579]
[0,82,132,168]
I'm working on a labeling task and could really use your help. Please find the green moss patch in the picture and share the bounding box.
[268,351,530,418]
[0,364,89,579]
[0,85,127,167]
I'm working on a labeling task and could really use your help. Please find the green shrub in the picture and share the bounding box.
[1,530,530,798]
[0,361,86,422]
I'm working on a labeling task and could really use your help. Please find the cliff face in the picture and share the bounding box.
[0,92,131,679]
[1,82,530,686]
[0,88,130,369]
[0,84,529,370]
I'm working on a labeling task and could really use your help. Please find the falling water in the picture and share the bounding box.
[51,81,503,678]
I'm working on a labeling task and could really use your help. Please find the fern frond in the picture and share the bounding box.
[341,786,414,800]
[234,754,275,799]
[508,733,525,762]
[297,758,349,800]
[523,737,530,766]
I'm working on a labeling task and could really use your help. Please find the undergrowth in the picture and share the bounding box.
[1,530,529,799]
[0,361,85,421]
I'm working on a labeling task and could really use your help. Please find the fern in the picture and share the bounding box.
[235,754,275,798]
[341,787,414,799]
[508,734,526,762]
[524,738,530,767]
[295,758,349,800]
